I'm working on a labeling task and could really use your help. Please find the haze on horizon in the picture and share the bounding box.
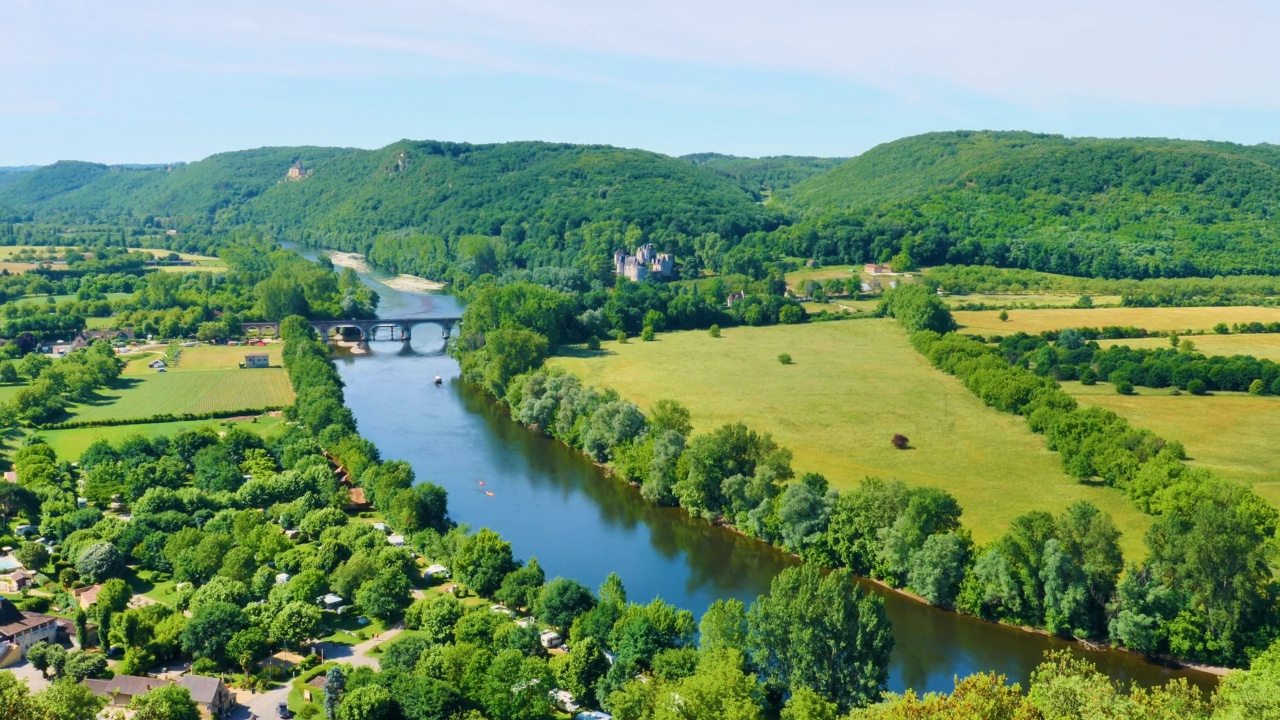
[3,0,1279,165]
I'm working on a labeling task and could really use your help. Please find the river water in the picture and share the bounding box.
[296,246,1218,695]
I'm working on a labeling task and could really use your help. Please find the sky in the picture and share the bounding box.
[3,0,1279,165]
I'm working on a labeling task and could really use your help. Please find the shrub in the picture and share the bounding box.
[1249,379,1265,395]
[778,353,793,365]
[1187,379,1207,395]
[891,434,910,450]
[615,331,627,344]
[586,336,600,351]
[641,326,656,342]
[709,325,721,338]
[998,310,1009,322]
[1079,367,1097,386]
[1114,380,1134,395]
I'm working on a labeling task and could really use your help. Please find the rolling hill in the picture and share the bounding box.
[0,141,782,249]
[774,131,1280,278]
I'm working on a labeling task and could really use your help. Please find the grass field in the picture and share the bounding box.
[0,246,224,274]
[61,344,293,423]
[953,306,1280,335]
[942,293,1123,308]
[1064,382,1280,509]
[551,320,1152,555]
[36,415,285,460]
[1097,333,1280,361]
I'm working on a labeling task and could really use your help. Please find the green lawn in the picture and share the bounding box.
[37,415,284,460]
[128,568,182,604]
[551,320,1152,555]
[1064,382,1280,509]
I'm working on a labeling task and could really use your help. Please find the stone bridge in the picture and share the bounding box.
[241,316,461,344]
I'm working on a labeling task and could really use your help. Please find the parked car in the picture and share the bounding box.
[278,703,293,719]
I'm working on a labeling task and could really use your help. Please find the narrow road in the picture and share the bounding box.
[312,624,405,669]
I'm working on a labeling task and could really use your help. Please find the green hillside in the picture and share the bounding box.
[0,141,782,276]
[775,131,1280,278]
[680,152,846,200]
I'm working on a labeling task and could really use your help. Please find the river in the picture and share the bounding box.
[294,246,1218,695]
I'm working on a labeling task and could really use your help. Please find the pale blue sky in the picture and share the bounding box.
[3,0,1278,165]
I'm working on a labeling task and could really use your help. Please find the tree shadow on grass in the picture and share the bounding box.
[556,345,615,359]
[76,378,142,407]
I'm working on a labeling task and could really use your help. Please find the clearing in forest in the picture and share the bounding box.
[551,319,1151,554]
[953,306,1280,335]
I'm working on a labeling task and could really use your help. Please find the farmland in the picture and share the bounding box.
[953,305,1280,335]
[551,319,1152,554]
[55,344,293,423]
[0,245,224,274]
[1064,381,1280,509]
[1098,332,1280,362]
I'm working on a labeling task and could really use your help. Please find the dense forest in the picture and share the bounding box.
[679,153,846,200]
[9,131,1280,284]
[775,131,1280,277]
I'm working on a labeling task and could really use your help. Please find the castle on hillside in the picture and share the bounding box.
[285,161,312,181]
[614,244,674,282]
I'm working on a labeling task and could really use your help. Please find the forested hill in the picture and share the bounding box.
[680,152,846,201]
[10,131,1280,280]
[0,141,782,271]
[774,131,1280,277]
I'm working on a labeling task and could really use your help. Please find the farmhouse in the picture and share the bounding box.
[0,598,58,663]
[864,263,892,274]
[244,353,270,369]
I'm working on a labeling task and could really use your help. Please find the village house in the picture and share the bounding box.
[864,263,893,274]
[74,583,104,610]
[0,598,58,665]
[726,291,746,308]
[344,486,371,511]
[613,244,674,282]
[243,353,270,369]
[0,569,35,594]
[85,675,235,719]
[69,329,135,352]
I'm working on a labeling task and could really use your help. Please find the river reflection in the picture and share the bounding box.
[297,244,1219,695]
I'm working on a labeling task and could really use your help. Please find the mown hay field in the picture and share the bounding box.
[1098,333,1280,362]
[552,319,1151,555]
[953,306,1280,335]
[1064,382,1280,510]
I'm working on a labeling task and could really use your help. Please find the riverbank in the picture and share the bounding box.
[300,243,1224,694]
[326,251,447,292]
